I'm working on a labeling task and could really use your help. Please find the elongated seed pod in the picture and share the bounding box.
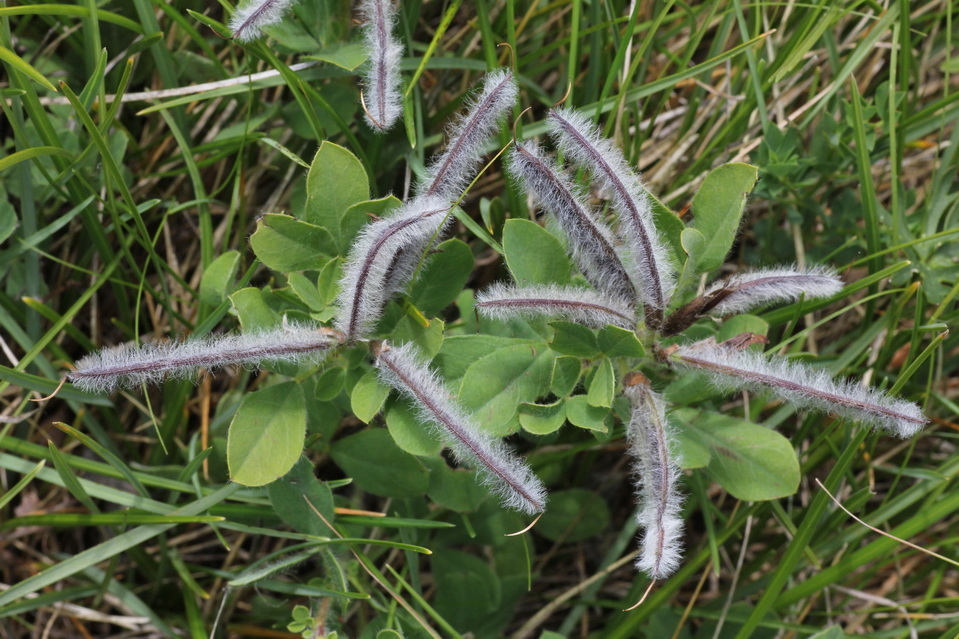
[507,143,637,303]
[360,0,402,132]
[69,323,341,393]
[476,283,636,330]
[374,341,547,515]
[701,265,843,316]
[673,339,927,438]
[229,0,298,42]
[421,69,517,199]
[547,107,674,326]
[623,373,684,580]
[335,196,450,341]
[661,265,843,336]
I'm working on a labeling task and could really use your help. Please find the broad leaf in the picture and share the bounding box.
[267,456,335,535]
[502,218,571,286]
[250,214,335,272]
[330,429,428,499]
[351,370,391,423]
[586,358,615,408]
[673,408,799,501]
[565,395,609,433]
[519,400,566,435]
[199,250,240,306]
[549,321,599,358]
[692,163,759,271]
[304,141,369,243]
[409,239,474,316]
[597,325,645,358]
[228,383,306,486]
[385,398,443,457]
[458,343,555,436]
[537,489,610,542]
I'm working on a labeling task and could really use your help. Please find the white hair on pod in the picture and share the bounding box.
[475,282,636,330]
[703,265,843,316]
[334,196,450,341]
[421,69,517,199]
[673,339,927,438]
[623,376,684,580]
[374,341,547,515]
[229,0,298,42]
[359,0,402,132]
[547,107,675,324]
[69,323,341,393]
[506,142,637,303]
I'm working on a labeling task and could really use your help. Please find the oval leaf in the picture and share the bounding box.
[673,408,800,501]
[329,429,429,499]
[250,214,335,272]
[502,218,571,286]
[305,141,369,242]
[228,383,306,486]
[692,163,759,271]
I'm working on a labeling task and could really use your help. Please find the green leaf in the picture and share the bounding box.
[351,370,391,424]
[0,146,73,173]
[267,456,335,535]
[537,489,610,542]
[597,325,645,358]
[316,258,342,306]
[385,398,443,457]
[586,358,615,408]
[305,42,368,71]
[329,429,428,499]
[692,163,759,271]
[673,408,800,501]
[304,141,369,244]
[550,356,582,397]
[230,287,280,332]
[341,195,402,252]
[648,191,686,270]
[549,321,599,358]
[673,227,707,298]
[425,458,487,512]
[502,218,571,286]
[432,549,502,633]
[717,314,769,342]
[0,44,58,92]
[287,272,326,311]
[409,239,474,316]
[0,189,15,244]
[519,400,566,435]
[228,383,306,487]
[458,343,555,437]
[435,335,535,380]
[199,250,240,306]
[0,460,45,510]
[390,315,445,358]
[250,214,335,272]
[314,366,346,402]
[565,395,609,433]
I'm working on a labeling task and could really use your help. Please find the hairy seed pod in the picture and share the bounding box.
[507,142,637,303]
[335,196,450,341]
[421,69,517,199]
[69,323,341,393]
[374,341,547,515]
[547,107,674,327]
[476,282,636,330]
[229,0,298,42]
[673,338,927,438]
[623,373,684,580]
[359,0,402,132]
